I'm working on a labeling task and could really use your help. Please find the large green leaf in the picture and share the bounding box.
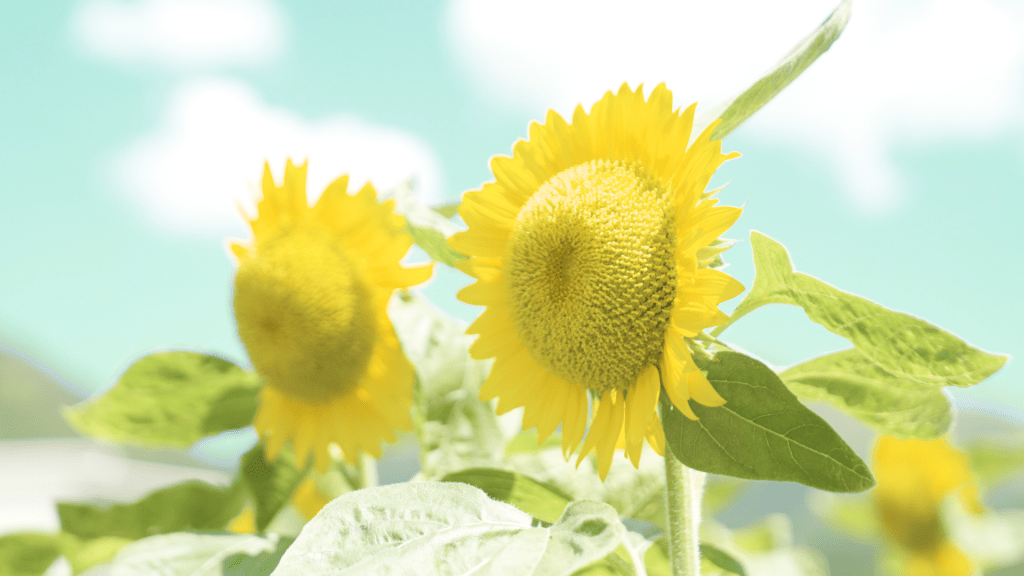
[780,349,953,439]
[239,443,305,532]
[58,479,244,540]
[661,352,874,492]
[271,482,634,576]
[390,294,503,478]
[0,533,59,576]
[384,180,467,266]
[100,532,280,576]
[57,533,132,574]
[718,231,1007,390]
[64,351,260,448]
[694,0,851,141]
[441,468,573,524]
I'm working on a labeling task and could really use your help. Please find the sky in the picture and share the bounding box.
[1,0,1021,422]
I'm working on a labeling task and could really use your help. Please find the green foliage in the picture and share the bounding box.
[700,544,747,576]
[99,532,280,576]
[700,516,830,576]
[386,180,467,266]
[964,438,1024,487]
[661,351,874,492]
[694,0,851,141]
[0,533,59,576]
[271,482,638,575]
[238,443,305,533]
[506,445,670,529]
[718,231,1007,438]
[390,293,504,478]
[58,479,244,540]
[57,533,132,574]
[64,351,260,448]
[222,536,293,576]
[441,468,573,524]
[781,349,953,439]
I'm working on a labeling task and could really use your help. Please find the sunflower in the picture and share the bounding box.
[229,160,431,472]
[872,436,983,576]
[449,83,744,480]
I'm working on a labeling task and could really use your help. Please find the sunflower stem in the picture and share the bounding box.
[664,447,704,576]
[359,454,379,489]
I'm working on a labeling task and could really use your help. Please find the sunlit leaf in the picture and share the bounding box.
[964,437,1024,487]
[441,468,572,524]
[101,532,279,576]
[694,0,851,141]
[719,231,1008,390]
[385,180,467,266]
[0,533,59,576]
[64,351,259,448]
[780,349,953,439]
[57,533,132,575]
[58,479,244,540]
[271,482,633,576]
[390,294,503,478]
[661,352,874,492]
[239,443,305,532]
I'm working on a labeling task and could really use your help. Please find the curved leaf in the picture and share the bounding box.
[441,468,572,524]
[661,352,874,492]
[695,0,851,141]
[271,482,632,576]
[780,349,953,439]
[64,351,259,448]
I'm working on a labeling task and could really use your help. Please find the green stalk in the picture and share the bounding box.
[664,447,705,576]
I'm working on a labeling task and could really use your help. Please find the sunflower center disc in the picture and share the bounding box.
[234,230,377,403]
[505,159,677,394]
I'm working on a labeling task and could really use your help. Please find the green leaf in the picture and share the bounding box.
[271,482,633,576]
[222,537,293,576]
[661,352,874,492]
[58,479,244,540]
[719,231,1008,390]
[694,0,851,141]
[506,444,669,529]
[239,443,305,532]
[441,468,573,524]
[0,533,59,576]
[432,201,461,219]
[700,544,747,576]
[64,351,260,448]
[385,180,467,266]
[780,349,953,439]
[964,437,1024,487]
[102,532,280,576]
[390,294,504,478]
[57,533,132,575]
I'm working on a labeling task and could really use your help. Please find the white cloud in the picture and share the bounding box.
[446,0,1024,215]
[73,0,285,68]
[112,78,444,236]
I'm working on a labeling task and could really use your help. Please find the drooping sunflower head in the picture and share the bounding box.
[872,436,983,576]
[229,160,432,471]
[449,83,745,480]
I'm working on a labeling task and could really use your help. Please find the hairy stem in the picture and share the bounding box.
[664,447,705,576]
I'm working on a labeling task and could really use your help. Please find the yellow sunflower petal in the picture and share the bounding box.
[624,365,660,468]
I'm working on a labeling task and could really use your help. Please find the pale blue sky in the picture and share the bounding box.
[1,0,1020,420]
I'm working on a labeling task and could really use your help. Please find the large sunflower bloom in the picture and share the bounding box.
[449,84,744,480]
[872,436,983,576]
[230,160,431,471]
